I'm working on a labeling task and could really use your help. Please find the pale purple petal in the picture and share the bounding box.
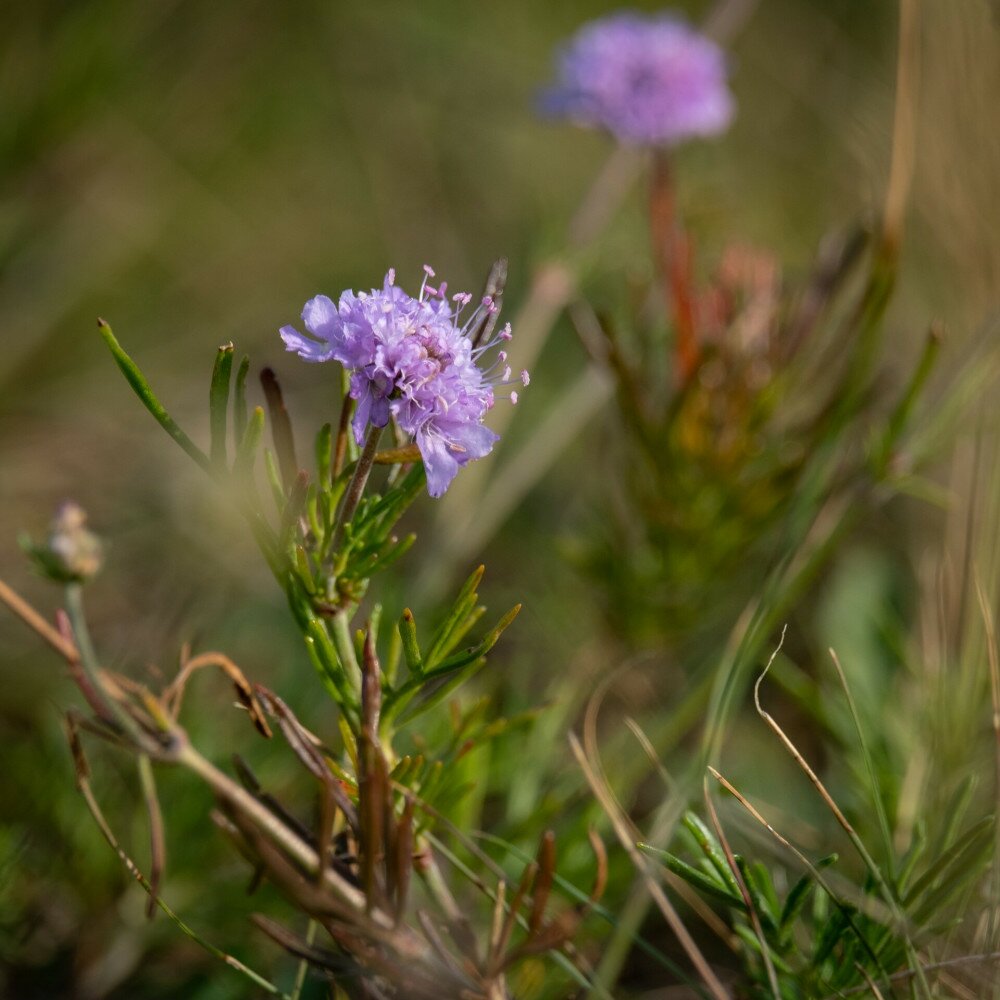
[302,295,339,338]
[416,430,461,498]
[280,325,334,362]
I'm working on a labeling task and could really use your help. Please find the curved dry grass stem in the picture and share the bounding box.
[706,765,887,981]
[702,778,781,999]
[164,650,272,737]
[753,631,930,995]
[569,732,730,1000]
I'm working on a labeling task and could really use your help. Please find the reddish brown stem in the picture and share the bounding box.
[650,152,700,386]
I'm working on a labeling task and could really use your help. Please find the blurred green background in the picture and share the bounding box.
[3,1,1000,996]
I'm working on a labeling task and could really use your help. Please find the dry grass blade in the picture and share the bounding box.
[569,732,730,1000]
[624,716,676,795]
[702,778,781,999]
[754,630,855,835]
[856,962,887,999]
[755,631,929,994]
[707,766,886,977]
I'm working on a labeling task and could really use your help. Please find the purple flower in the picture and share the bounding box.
[539,11,734,147]
[281,268,526,497]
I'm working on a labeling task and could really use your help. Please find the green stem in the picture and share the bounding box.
[64,584,144,744]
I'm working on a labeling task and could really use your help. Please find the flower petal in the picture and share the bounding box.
[280,325,334,362]
[416,430,461,498]
[302,295,339,338]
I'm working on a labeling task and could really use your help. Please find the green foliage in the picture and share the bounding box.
[649,802,994,999]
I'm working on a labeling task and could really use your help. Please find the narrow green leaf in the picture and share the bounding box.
[751,860,781,924]
[233,354,250,445]
[384,621,402,688]
[400,609,422,677]
[97,319,210,471]
[683,812,741,898]
[897,823,926,897]
[638,844,743,906]
[394,657,489,726]
[260,367,298,489]
[292,546,315,595]
[424,567,486,669]
[279,471,309,550]
[305,483,322,543]
[414,604,519,680]
[264,449,285,512]
[781,856,837,937]
[735,856,777,933]
[209,343,234,467]
[813,905,852,966]
[909,817,994,922]
[234,406,265,478]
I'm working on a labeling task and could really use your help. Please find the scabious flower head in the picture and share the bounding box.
[281,269,525,497]
[539,11,734,147]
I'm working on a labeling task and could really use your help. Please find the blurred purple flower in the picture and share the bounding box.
[539,11,734,146]
[281,268,525,497]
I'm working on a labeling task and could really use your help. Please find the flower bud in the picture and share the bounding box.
[22,501,104,583]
